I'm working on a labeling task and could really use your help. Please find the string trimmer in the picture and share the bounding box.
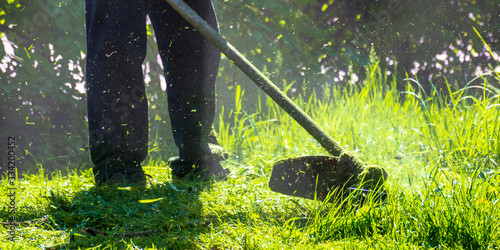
[164,0,388,202]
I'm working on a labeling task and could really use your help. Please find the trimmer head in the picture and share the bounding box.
[269,154,388,201]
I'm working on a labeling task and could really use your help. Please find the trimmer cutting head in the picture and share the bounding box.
[269,153,388,201]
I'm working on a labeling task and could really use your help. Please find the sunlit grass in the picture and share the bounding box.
[1,59,499,248]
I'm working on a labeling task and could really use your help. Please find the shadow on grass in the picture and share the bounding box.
[43,179,218,249]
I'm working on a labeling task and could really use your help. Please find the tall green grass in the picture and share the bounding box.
[1,58,499,249]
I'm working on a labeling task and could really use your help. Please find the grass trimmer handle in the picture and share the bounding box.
[164,0,344,157]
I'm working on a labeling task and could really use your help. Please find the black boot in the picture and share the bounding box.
[168,131,230,181]
[93,156,146,187]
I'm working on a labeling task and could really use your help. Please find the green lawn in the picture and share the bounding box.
[1,62,499,249]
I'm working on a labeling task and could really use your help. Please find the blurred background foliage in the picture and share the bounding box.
[0,0,498,174]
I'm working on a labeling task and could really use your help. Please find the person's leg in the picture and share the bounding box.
[85,0,149,185]
[148,0,228,179]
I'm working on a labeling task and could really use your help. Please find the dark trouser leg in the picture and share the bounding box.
[148,0,221,162]
[85,0,149,182]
